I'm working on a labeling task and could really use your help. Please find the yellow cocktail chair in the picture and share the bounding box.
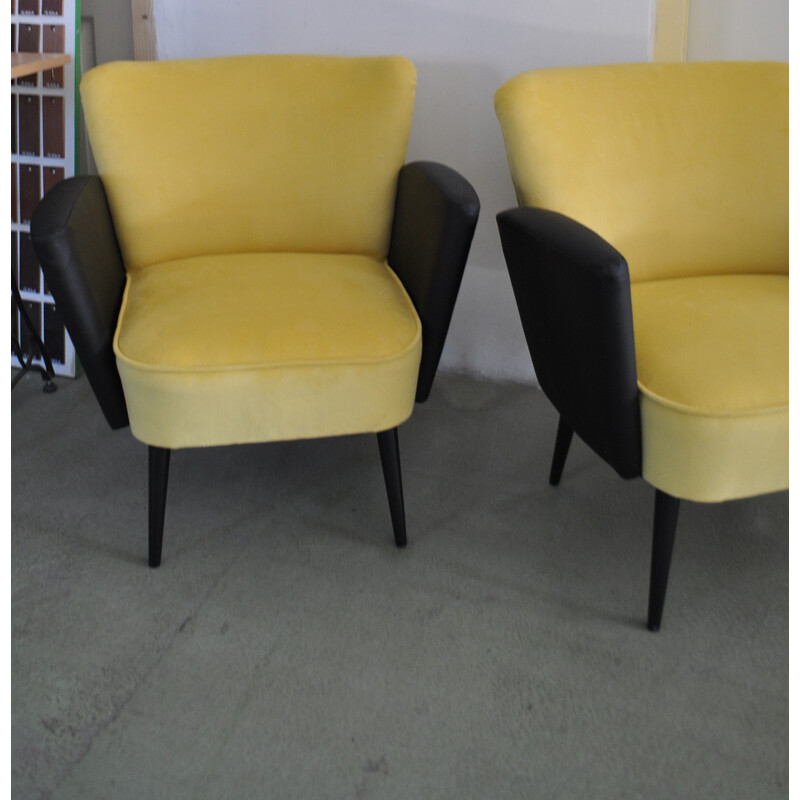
[495,62,787,630]
[31,55,479,566]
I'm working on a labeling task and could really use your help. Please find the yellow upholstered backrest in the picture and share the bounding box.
[81,55,417,272]
[495,62,788,282]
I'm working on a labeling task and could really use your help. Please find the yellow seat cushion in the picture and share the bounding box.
[113,253,422,449]
[632,274,788,502]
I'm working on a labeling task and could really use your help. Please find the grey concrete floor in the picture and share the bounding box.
[11,370,788,799]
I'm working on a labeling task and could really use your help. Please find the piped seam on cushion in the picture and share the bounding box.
[637,383,788,418]
[112,267,422,373]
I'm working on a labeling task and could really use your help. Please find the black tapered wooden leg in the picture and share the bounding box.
[647,489,680,632]
[377,428,407,548]
[148,446,171,568]
[549,415,574,486]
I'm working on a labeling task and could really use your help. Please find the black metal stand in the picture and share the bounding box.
[11,271,56,393]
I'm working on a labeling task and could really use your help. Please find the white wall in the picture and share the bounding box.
[81,0,134,65]
[687,0,788,61]
[154,0,656,384]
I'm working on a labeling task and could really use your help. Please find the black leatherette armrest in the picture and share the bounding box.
[497,206,641,478]
[389,161,480,402]
[31,175,129,430]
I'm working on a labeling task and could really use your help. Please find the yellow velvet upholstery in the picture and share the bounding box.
[115,254,421,449]
[495,62,788,503]
[79,55,422,449]
[495,61,788,284]
[81,55,417,271]
[632,274,788,501]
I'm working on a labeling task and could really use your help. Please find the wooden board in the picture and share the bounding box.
[11,51,70,78]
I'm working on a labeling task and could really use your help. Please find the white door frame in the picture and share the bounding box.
[654,0,689,61]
